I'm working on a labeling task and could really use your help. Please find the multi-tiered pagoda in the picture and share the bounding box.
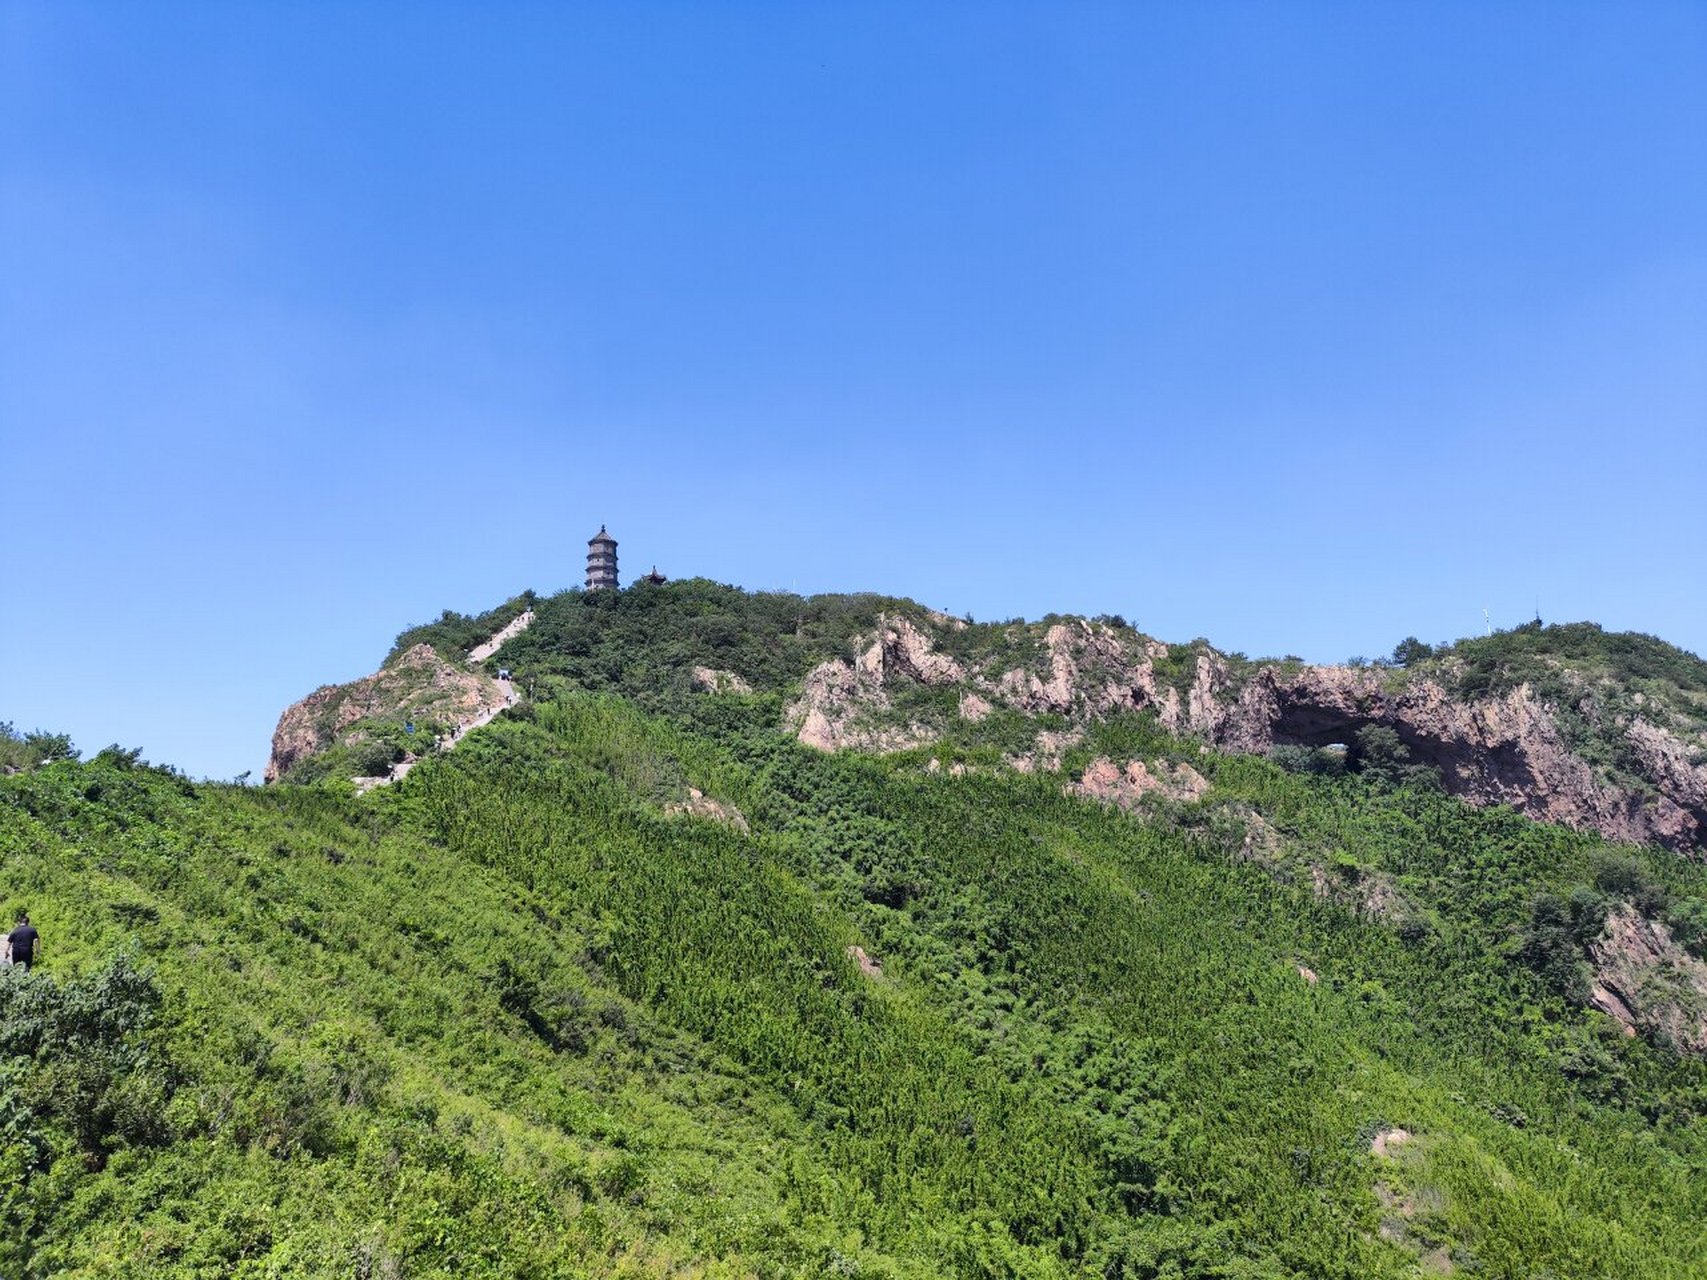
[585,526,619,591]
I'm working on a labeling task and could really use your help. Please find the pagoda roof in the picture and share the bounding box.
[588,524,617,546]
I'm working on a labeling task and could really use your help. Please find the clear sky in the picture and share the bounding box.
[3,2,1704,781]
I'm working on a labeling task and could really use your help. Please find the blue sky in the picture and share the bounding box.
[3,2,1704,781]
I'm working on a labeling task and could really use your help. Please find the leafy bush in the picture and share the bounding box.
[1592,851,1669,914]
[1269,743,1347,777]
[1349,724,1439,790]
[1665,897,1707,958]
[0,724,78,773]
[0,952,172,1168]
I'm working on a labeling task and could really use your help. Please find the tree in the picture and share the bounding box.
[1391,637,1433,667]
[1350,724,1410,786]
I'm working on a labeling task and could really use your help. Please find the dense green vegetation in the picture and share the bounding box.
[0,723,77,775]
[1422,621,1707,704]
[281,711,449,786]
[496,579,922,702]
[5,688,1707,1274]
[7,588,1707,1276]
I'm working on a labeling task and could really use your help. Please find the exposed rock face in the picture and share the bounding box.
[787,615,956,754]
[1369,1127,1413,1158]
[265,644,509,783]
[958,692,994,722]
[1627,719,1707,835]
[791,615,1161,756]
[1589,904,1707,1053]
[1071,757,1210,809]
[921,607,968,632]
[691,667,753,695]
[1188,664,1706,853]
[868,615,966,686]
[1007,728,1084,775]
[664,786,750,834]
[996,622,1159,719]
[785,612,1707,853]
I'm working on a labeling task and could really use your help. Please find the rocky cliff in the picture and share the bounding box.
[787,614,1707,853]
[265,643,512,783]
[1589,904,1707,1053]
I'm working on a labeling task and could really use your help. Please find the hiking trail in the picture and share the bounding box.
[354,611,534,793]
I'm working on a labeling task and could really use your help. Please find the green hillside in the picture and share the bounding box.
[1404,621,1707,791]
[6,591,1707,1277]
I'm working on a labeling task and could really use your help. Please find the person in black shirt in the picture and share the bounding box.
[6,912,40,971]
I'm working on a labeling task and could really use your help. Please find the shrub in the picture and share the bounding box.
[0,725,78,773]
[1270,744,1347,778]
[0,952,173,1168]
[1665,897,1707,958]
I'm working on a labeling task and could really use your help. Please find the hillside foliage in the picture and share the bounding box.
[7,588,1707,1275]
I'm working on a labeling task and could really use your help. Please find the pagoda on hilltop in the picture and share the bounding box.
[585,526,619,591]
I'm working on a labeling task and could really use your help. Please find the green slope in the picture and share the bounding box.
[5,594,1707,1276]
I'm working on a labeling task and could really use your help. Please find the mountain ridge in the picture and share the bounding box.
[268,581,1707,855]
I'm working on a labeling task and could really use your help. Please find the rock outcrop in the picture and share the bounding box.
[995,621,1160,720]
[691,667,753,695]
[786,616,957,753]
[785,613,1707,853]
[1071,756,1210,809]
[265,644,511,783]
[271,596,1705,855]
[1589,904,1707,1052]
[664,787,750,834]
[1181,663,1706,853]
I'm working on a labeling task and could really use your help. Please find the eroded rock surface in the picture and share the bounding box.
[786,612,1707,853]
[664,786,751,834]
[1589,904,1707,1052]
[996,621,1160,719]
[1196,665,1706,852]
[266,644,510,783]
[692,667,753,695]
[1071,757,1210,809]
[787,615,956,753]
[1007,728,1084,775]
